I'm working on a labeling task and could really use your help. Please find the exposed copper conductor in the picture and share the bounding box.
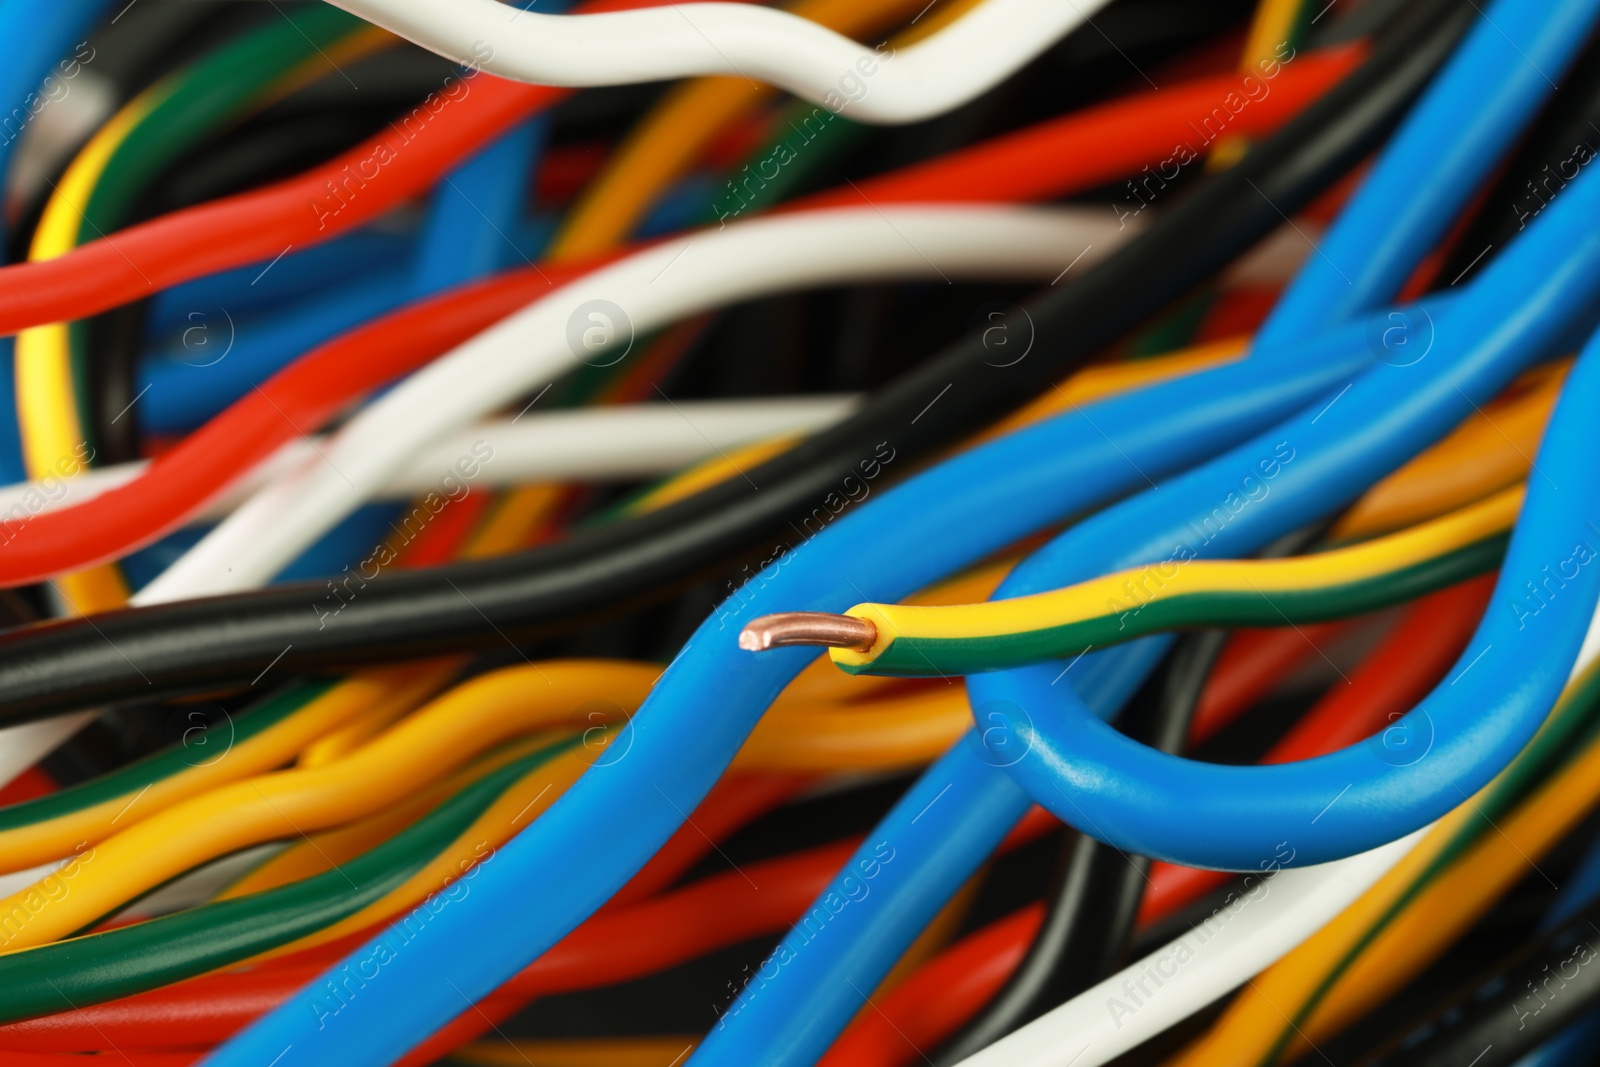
[738,612,878,652]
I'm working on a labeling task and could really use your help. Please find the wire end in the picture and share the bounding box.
[739,612,878,653]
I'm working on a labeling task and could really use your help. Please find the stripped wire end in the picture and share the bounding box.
[738,612,878,653]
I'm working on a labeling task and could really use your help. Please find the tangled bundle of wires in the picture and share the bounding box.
[4,0,1600,1064]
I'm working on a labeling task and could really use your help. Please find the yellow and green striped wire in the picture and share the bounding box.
[827,484,1521,676]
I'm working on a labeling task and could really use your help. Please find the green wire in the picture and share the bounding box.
[0,737,573,1022]
[848,533,1508,676]
[0,681,332,835]
[67,4,368,449]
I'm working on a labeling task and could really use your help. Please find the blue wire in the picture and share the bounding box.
[411,117,547,294]
[202,302,1408,1067]
[144,229,415,335]
[687,0,1600,1046]
[1256,0,1600,346]
[0,0,117,483]
[978,154,1600,872]
[203,2,1600,1055]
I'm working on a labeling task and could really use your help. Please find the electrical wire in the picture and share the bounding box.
[0,5,1449,728]
[930,632,1223,1063]
[321,0,1119,122]
[0,396,861,519]
[976,141,1600,872]
[0,737,574,1023]
[1172,654,1600,1066]
[780,486,1516,677]
[1254,0,1600,343]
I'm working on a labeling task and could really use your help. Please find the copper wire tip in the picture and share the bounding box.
[739,612,878,652]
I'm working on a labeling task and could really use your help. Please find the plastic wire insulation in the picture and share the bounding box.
[0,740,573,1024]
[932,633,1223,1063]
[0,11,1452,725]
[1256,0,1600,343]
[978,151,1600,871]
[139,207,1141,600]
[1137,573,1494,928]
[828,486,1517,676]
[322,0,1117,122]
[0,663,653,950]
[0,666,448,876]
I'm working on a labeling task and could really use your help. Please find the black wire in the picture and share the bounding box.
[1348,890,1600,1066]
[0,0,1475,725]
[1436,19,1600,287]
[933,630,1226,1064]
[932,519,1325,1061]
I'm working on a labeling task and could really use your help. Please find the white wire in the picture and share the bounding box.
[138,205,1141,603]
[949,601,1600,1067]
[0,395,860,521]
[326,0,1114,124]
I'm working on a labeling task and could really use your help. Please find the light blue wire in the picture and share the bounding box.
[1256,0,1600,345]
[0,0,117,482]
[205,2,1600,1055]
[1507,825,1600,1066]
[200,295,1396,1067]
[980,155,1600,872]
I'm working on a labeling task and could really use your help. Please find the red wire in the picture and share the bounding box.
[822,575,1495,1063]
[0,46,1362,589]
[1188,620,1355,745]
[818,905,1043,1067]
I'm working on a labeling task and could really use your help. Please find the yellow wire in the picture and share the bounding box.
[1168,666,1600,1067]
[14,84,170,612]
[831,486,1521,670]
[0,661,658,951]
[0,662,449,876]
